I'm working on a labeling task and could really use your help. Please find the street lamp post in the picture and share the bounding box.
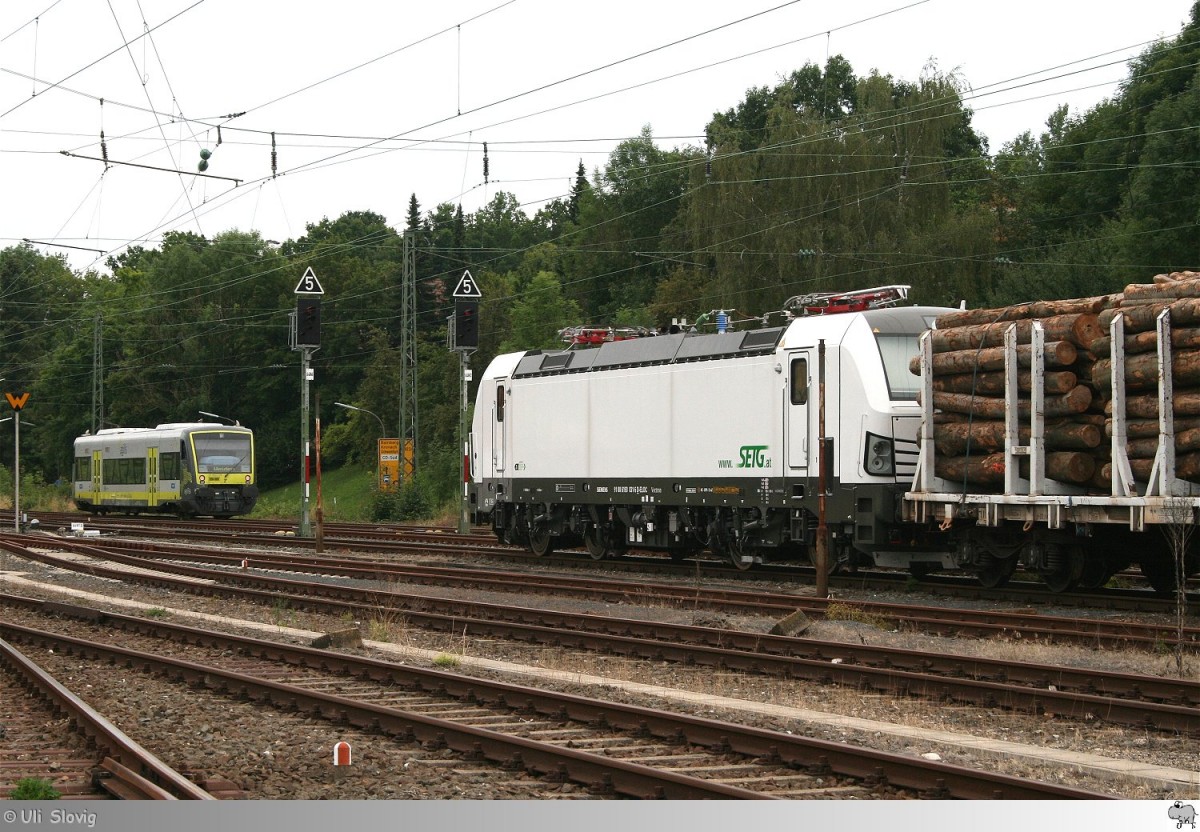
[335,402,386,490]
[1,415,34,533]
[334,402,385,436]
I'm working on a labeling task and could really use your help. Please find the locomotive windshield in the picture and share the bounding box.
[192,432,253,473]
[874,334,920,400]
[866,309,940,401]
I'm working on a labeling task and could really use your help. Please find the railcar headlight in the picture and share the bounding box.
[864,432,894,476]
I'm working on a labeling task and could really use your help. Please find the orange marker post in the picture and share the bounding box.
[333,741,352,767]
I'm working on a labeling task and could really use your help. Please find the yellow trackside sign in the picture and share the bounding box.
[378,438,401,492]
[5,392,29,411]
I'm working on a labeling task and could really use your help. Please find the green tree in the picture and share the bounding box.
[500,271,581,352]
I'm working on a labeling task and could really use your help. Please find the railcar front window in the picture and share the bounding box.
[193,434,253,473]
[874,333,920,400]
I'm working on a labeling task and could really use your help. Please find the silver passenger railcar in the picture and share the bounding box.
[73,422,258,518]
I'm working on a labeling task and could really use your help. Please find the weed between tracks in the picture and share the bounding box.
[823,602,892,631]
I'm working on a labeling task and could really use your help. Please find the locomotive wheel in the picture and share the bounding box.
[975,555,1017,589]
[727,538,754,571]
[583,525,609,560]
[528,525,555,557]
[908,562,938,580]
[807,546,844,577]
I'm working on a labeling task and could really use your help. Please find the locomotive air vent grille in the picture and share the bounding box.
[540,353,573,371]
[739,329,785,351]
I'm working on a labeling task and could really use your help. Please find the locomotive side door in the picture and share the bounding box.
[785,352,811,471]
[491,381,507,473]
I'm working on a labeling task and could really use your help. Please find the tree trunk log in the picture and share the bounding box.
[932,385,1092,419]
[934,452,1095,485]
[929,370,1077,396]
[1098,297,1200,332]
[1106,417,1200,438]
[1092,349,1200,391]
[1107,391,1200,418]
[1090,327,1200,357]
[1126,453,1200,482]
[932,420,1102,455]
[1122,281,1200,302]
[1125,426,1200,458]
[929,314,1102,352]
[909,340,1078,375]
[934,297,1110,329]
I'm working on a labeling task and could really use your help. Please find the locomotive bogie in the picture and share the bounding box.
[73,423,258,519]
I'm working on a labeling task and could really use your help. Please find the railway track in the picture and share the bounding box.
[0,635,221,799]
[63,534,1200,651]
[0,597,1112,799]
[2,535,1196,737]
[38,512,1196,612]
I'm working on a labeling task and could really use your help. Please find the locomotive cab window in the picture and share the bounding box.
[790,358,808,405]
[496,384,505,422]
[74,456,90,481]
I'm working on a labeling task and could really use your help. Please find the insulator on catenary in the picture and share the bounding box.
[271,132,277,178]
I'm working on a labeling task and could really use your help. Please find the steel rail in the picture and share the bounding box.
[79,534,1200,650]
[2,540,1196,735]
[2,602,1112,799]
[0,621,772,800]
[0,637,214,799]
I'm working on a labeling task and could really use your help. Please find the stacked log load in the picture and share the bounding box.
[913,270,1200,490]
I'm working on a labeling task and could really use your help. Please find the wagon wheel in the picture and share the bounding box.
[582,524,609,560]
[975,555,1017,589]
[1075,550,1115,591]
[1139,557,1178,597]
[1042,546,1085,594]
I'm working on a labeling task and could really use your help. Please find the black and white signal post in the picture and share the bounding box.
[293,266,324,537]
[451,270,481,533]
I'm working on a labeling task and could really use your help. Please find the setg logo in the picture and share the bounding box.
[737,445,769,468]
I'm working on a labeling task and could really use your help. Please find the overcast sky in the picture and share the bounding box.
[0,0,1194,274]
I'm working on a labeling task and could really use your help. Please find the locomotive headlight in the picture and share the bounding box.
[864,432,894,476]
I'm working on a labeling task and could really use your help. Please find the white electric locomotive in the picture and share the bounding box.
[470,287,952,571]
[73,422,258,518]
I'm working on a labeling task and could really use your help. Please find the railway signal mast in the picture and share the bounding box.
[292,266,324,538]
[450,270,481,534]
